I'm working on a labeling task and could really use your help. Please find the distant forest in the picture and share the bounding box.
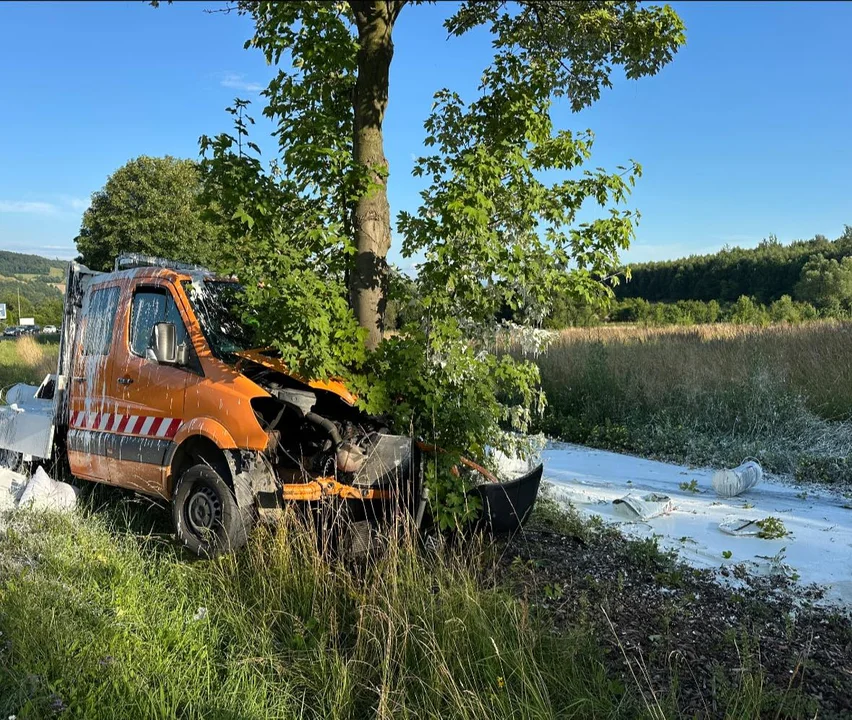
[0,250,67,279]
[616,226,852,305]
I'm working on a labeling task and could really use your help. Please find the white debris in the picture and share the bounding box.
[719,517,764,536]
[712,460,763,497]
[542,441,852,606]
[0,467,28,511]
[613,492,673,521]
[0,466,79,514]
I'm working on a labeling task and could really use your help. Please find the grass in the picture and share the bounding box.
[522,322,852,482]
[0,336,58,393]
[0,496,825,720]
[0,503,646,720]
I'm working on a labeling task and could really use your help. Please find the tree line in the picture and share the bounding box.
[615,228,852,306]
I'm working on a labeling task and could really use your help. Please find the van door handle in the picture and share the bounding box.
[117,376,134,385]
[73,377,86,383]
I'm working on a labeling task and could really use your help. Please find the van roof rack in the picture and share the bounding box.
[114,253,210,274]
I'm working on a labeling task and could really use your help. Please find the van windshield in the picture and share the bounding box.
[182,280,254,361]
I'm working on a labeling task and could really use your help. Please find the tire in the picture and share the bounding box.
[172,463,254,558]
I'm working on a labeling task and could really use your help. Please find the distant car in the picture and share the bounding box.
[2,326,23,338]
[41,325,58,335]
[21,325,40,335]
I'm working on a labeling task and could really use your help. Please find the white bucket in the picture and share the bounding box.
[712,460,762,498]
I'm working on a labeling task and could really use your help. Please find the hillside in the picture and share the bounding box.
[0,249,67,279]
[617,226,852,304]
[0,249,68,325]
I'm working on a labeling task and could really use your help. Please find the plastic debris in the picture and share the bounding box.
[712,460,763,498]
[17,467,79,512]
[719,517,763,537]
[0,467,28,512]
[612,492,673,521]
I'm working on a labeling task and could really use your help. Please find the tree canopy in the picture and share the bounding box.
[75,155,222,271]
[191,0,685,524]
[795,253,852,312]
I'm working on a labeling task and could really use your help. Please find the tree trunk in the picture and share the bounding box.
[350,1,397,351]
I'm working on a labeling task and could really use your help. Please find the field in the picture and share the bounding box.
[0,335,59,392]
[528,321,852,484]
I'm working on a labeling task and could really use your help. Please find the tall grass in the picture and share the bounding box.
[523,322,852,478]
[0,336,58,393]
[0,506,638,720]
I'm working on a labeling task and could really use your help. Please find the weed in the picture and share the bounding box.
[722,550,733,559]
[679,479,700,493]
[755,516,788,539]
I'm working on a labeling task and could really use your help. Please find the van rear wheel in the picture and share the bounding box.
[172,464,254,557]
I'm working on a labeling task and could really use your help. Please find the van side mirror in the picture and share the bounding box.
[152,322,176,364]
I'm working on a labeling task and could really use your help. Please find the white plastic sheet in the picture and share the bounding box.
[0,466,79,514]
[18,466,79,511]
[612,492,673,521]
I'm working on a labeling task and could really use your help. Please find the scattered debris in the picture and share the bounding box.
[542,442,852,605]
[712,458,763,497]
[499,527,852,718]
[0,466,78,515]
[612,492,672,521]
[719,517,762,537]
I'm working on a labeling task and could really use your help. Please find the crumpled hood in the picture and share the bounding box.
[233,348,358,406]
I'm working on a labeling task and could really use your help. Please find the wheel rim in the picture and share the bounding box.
[186,484,222,537]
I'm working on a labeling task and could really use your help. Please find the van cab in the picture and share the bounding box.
[60,255,420,556]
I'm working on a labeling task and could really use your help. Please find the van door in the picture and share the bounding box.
[108,282,198,497]
[67,283,122,483]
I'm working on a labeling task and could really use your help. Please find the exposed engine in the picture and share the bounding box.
[242,359,415,492]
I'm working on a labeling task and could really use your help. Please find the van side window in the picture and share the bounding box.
[130,288,189,357]
[82,286,121,356]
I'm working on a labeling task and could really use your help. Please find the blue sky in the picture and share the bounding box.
[0,1,850,267]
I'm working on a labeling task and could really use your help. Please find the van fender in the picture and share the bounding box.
[172,417,238,451]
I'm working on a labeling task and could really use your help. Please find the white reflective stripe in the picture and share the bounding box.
[139,416,156,436]
[98,413,111,431]
[156,418,172,437]
[87,412,97,428]
[126,415,139,434]
[111,414,123,432]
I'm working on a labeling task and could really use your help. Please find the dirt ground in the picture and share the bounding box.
[498,525,852,719]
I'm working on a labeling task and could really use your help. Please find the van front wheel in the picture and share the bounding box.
[172,464,254,557]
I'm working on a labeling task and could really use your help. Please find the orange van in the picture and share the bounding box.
[24,255,421,555]
[0,255,542,556]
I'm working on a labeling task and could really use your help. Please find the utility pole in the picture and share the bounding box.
[16,287,21,322]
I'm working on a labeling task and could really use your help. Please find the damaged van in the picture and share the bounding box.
[0,255,542,556]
